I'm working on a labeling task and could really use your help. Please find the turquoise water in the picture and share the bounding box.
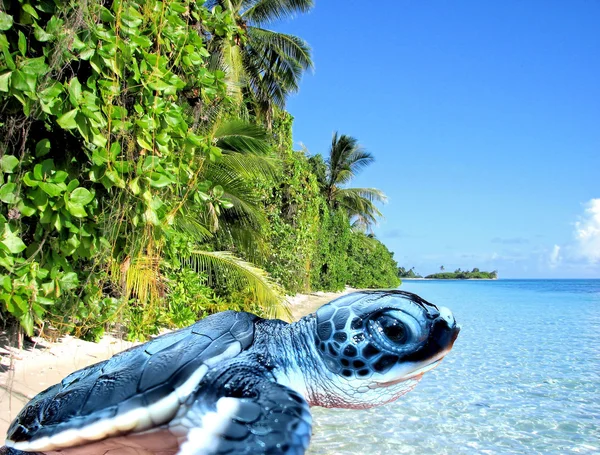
[307,279,600,454]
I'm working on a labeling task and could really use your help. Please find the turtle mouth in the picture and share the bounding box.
[373,357,444,388]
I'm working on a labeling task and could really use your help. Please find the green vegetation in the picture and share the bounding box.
[425,268,498,279]
[398,267,423,278]
[0,0,399,341]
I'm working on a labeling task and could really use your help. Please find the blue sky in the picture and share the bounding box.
[276,1,600,278]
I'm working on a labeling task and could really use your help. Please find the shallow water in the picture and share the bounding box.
[307,279,600,454]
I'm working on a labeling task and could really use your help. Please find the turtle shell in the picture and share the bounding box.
[6,311,257,452]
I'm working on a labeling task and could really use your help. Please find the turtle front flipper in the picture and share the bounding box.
[174,369,312,455]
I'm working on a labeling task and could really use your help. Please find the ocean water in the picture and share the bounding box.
[307,279,600,455]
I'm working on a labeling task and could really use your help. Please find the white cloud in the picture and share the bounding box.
[573,198,600,263]
[549,244,561,268]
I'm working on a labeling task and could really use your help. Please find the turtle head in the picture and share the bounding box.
[312,290,459,408]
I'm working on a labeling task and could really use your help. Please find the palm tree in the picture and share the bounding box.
[311,132,387,231]
[206,0,314,125]
[195,118,279,261]
[108,120,288,325]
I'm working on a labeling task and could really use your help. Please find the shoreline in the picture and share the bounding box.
[0,288,353,436]
[401,278,498,281]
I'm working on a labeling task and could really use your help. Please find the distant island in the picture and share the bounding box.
[398,267,423,278]
[398,267,498,280]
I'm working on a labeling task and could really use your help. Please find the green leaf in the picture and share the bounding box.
[18,31,27,56]
[17,199,36,216]
[52,170,68,183]
[129,177,141,195]
[68,77,82,105]
[141,156,160,172]
[52,212,63,231]
[33,164,43,180]
[0,155,19,173]
[57,109,79,129]
[104,169,125,188]
[109,142,121,159]
[79,48,95,60]
[36,296,54,305]
[136,136,153,151]
[33,24,53,42]
[0,256,14,270]
[22,3,40,19]
[0,33,15,70]
[130,35,152,48]
[69,187,94,205]
[35,139,51,157]
[66,234,80,249]
[20,313,34,337]
[148,172,174,188]
[41,281,54,295]
[66,179,79,192]
[39,81,63,100]
[99,7,115,22]
[213,185,224,198]
[92,148,108,165]
[143,207,159,225]
[39,181,66,197]
[0,275,11,291]
[20,57,47,75]
[11,70,36,91]
[0,72,11,92]
[1,233,26,254]
[113,160,132,173]
[0,12,13,31]
[0,183,17,203]
[66,201,87,217]
[29,187,48,209]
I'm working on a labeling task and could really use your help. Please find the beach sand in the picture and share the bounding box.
[0,288,352,438]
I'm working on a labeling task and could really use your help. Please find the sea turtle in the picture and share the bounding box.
[3,290,459,455]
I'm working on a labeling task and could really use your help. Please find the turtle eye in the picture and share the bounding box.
[367,310,421,353]
[378,315,408,344]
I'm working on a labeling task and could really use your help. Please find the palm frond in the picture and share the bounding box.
[124,255,162,304]
[347,149,375,177]
[243,0,314,26]
[214,119,273,156]
[349,231,379,250]
[336,187,387,204]
[242,28,312,114]
[172,215,214,242]
[334,188,385,231]
[187,250,289,319]
[327,132,374,186]
[215,151,279,179]
[244,44,300,108]
[247,28,313,71]
[204,162,267,226]
[214,224,269,264]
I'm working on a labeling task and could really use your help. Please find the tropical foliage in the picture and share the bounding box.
[205,0,313,125]
[425,268,498,279]
[0,0,400,341]
[309,133,387,231]
[398,267,423,278]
